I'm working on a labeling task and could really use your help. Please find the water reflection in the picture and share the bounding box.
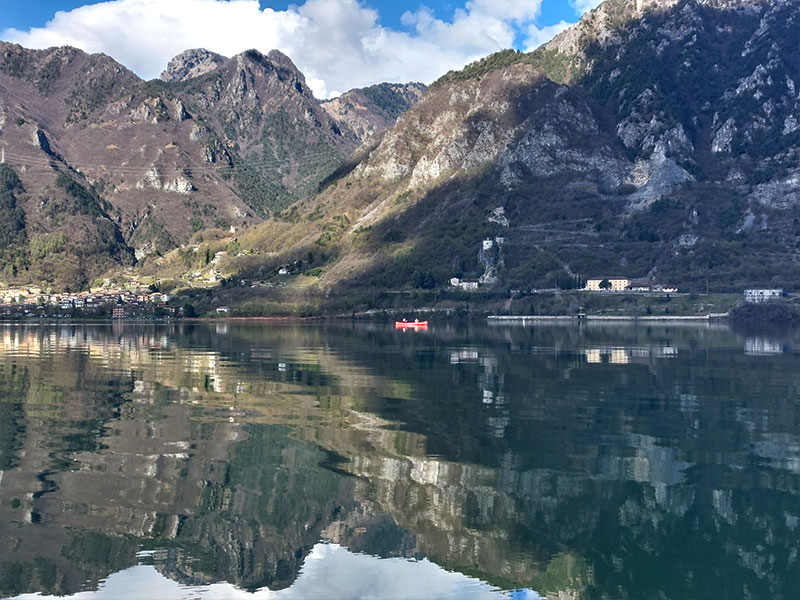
[0,322,799,599]
[14,544,527,600]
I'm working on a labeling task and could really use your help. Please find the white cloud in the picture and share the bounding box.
[523,20,573,51]
[569,0,604,15]
[0,0,572,99]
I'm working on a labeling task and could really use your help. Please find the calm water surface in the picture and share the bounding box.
[0,321,799,599]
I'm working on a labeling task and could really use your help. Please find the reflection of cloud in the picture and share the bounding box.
[12,544,542,600]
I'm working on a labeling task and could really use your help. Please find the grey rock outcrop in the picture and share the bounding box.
[160,48,227,82]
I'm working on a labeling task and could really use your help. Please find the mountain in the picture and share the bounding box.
[195,0,800,310]
[321,82,427,143]
[160,48,227,83]
[0,43,421,288]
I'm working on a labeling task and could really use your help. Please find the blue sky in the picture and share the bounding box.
[0,0,600,97]
[0,1,584,35]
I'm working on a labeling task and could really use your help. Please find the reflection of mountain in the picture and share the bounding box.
[2,323,800,599]
[311,326,800,599]
[0,327,357,596]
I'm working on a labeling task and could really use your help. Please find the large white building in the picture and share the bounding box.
[744,289,783,303]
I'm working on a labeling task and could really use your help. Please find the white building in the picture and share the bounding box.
[450,278,479,291]
[744,289,783,303]
[585,277,630,291]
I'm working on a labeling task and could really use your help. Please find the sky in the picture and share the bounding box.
[0,0,604,98]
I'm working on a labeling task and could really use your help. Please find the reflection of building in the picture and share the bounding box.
[585,346,677,364]
[450,349,480,364]
[744,338,784,356]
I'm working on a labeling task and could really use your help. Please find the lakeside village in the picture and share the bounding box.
[0,283,176,319]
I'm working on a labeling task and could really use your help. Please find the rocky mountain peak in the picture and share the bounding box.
[266,49,300,73]
[230,49,310,95]
[321,82,427,143]
[160,48,227,82]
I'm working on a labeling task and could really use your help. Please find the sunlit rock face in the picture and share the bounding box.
[160,49,228,83]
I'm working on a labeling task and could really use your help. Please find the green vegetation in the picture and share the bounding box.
[65,59,129,122]
[1,167,134,289]
[53,173,109,218]
[129,217,176,258]
[29,233,67,261]
[358,83,420,118]
[0,165,28,277]
[0,46,33,78]
[190,217,205,233]
[315,215,350,247]
[231,162,287,218]
[433,50,527,86]
[227,108,343,217]
[527,46,583,84]
[731,300,800,325]
[36,57,62,96]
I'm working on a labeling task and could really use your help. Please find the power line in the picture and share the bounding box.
[0,147,342,176]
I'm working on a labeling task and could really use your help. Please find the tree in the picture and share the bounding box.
[599,278,612,290]
[414,271,436,289]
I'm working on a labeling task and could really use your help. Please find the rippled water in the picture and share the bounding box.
[1,321,799,599]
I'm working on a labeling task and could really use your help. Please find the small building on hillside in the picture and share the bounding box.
[450,278,479,291]
[744,289,783,303]
[628,278,652,292]
[585,277,630,291]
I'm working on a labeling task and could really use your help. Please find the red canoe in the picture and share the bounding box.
[395,321,428,329]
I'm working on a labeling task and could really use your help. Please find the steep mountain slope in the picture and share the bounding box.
[172,48,360,217]
[0,43,422,287]
[206,0,800,304]
[528,0,800,194]
[321,82,427,143]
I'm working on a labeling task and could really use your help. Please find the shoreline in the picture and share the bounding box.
[487,313,730,323]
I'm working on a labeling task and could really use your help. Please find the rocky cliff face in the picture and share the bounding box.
[175,48,360,217]
[357,66,625,193]
[531,0,800,197]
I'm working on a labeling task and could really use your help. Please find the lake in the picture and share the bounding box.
[0,321,798,599]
